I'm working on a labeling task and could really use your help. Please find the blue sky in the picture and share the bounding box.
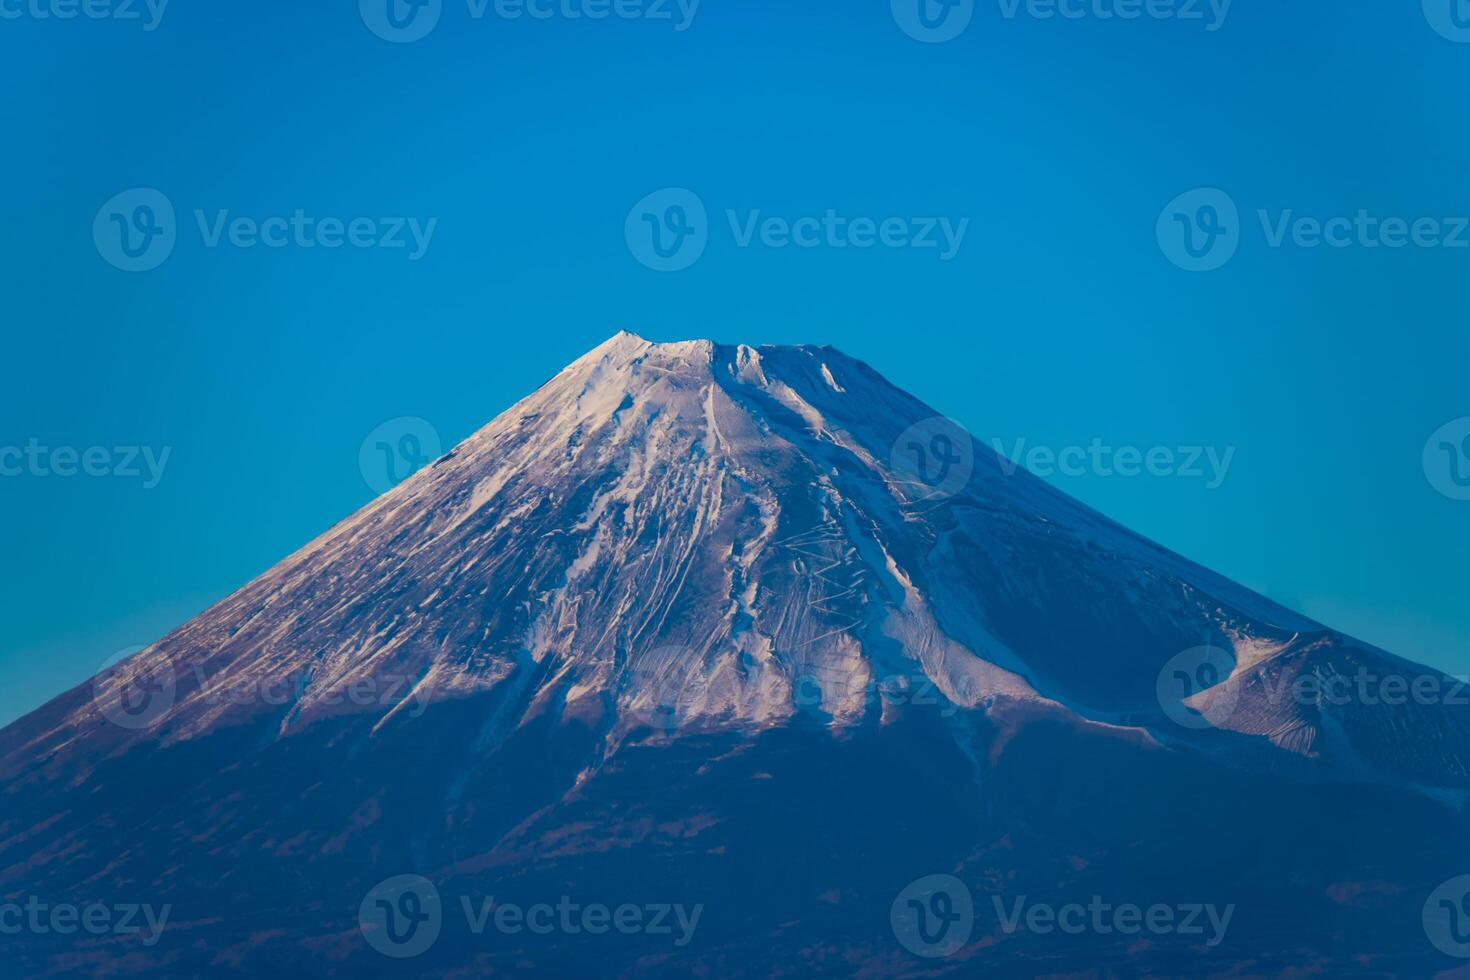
[1,0,1467,725]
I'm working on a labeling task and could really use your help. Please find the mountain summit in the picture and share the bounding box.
[2,334,1467,976]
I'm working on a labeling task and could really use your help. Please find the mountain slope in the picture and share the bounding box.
[2,333,1466,976]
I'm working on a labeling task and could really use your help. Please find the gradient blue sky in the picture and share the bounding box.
[2,0,1467,726]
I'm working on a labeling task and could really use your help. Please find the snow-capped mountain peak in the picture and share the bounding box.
[5,335,1465,792]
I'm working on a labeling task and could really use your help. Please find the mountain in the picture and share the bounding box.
[2,332,1467,977]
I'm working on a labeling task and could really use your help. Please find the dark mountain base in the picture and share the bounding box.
[3,694,1464,977]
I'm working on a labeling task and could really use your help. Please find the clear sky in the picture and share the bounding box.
[2,0,1467,726]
